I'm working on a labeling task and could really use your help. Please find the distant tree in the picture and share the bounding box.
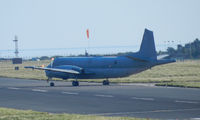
[40,56,49,60]
[51,55,63,59]
[192,38,200,58]
[165,38,200,59]
[167,47,176,56]
[177,44,183,52]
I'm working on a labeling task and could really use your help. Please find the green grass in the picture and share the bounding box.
[0,60,200,88]
[0,108,151,120]
[0,60,49,80]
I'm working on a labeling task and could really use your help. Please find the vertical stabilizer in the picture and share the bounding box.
[126,29,175,65]
[138,29,157,61]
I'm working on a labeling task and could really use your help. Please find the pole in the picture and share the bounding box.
[13,35,19,58]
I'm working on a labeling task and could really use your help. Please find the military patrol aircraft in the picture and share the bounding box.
[25,29,175,86]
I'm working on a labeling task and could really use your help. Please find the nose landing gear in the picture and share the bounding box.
[47,77,55,87]
[50,82,55,87]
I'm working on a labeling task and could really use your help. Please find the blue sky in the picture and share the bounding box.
[0,0,200,57]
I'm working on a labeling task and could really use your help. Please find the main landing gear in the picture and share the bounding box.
[72,81,79,86]
[72,77,79,86]
[47,77,109,87]
[102,79,110,85]
[47,77,79,87]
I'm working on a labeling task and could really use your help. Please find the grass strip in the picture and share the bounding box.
[0,60,200,87]
[0,107,153,120]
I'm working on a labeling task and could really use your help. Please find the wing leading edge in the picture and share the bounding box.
[24,66,80,74]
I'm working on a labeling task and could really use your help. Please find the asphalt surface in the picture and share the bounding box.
[0,77,200,119]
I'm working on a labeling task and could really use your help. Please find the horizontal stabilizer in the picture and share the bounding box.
[126,56,148,62]
[155,59,176,65]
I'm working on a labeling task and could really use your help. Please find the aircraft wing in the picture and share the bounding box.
[24,66,80,74]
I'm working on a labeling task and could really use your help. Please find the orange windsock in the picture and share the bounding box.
[86,29,89,39]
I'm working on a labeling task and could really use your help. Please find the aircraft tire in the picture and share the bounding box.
[72,81,79,86]
[103,80,109,85]
[50,82,55,87]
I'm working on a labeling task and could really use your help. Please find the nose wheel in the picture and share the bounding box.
[47,77,55,87]
[50,82,55,87]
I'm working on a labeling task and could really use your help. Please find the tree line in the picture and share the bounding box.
[164,38,200,59]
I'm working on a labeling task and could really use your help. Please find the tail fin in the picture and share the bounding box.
[126,29,176,65]
[138,28,157,61]
[126,29,157,62]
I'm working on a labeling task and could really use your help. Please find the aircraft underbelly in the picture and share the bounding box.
[45,67,147,79]
[78,68,147,79]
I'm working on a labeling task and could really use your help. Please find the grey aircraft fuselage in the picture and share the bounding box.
[45,56,150,79]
